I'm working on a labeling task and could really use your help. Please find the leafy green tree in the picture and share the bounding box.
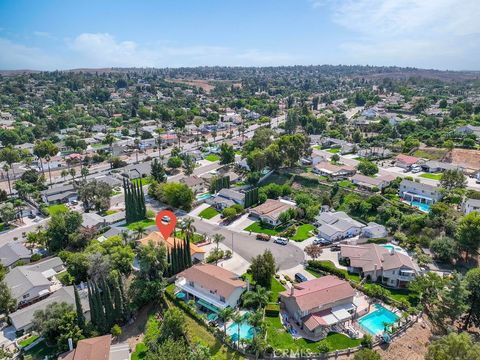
[456,211,480,260]
[464,268,480,329]
[219,142,235,164]
[167,156,182,169]
[46,210,82,252]
[247,149,266,172]
[250,250,276,289]
[433,272,469,329]
[32,302,83,351]
[357,160,378,176]
[429,236,459,264]
[440,169,467,191]
[0,266,16,315]
[217,307,234,335]
[0,203,15,225]
[264,143,283,170]
[159,307,185,342]
[426,332,480,360]
[77,179,112,213]
[182,154,195,175]
[151,158,166,183]
[242,286,271,309]
[0,146,20,194]
[149,182,194,211]
[409,272,446,311]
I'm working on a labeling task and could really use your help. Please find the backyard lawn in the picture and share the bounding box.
[23,341,57,359]
[198,206,219,219]
[265,315,361,352]
[46,204,68,215]
[419,173,442,180]
[364,283,419,307]
[244,221,286,236]
[290,224,315,241]
[19,335,39,348]
[205,154,221,162]
[125,219,156,230]
[327,148,341,153]
[338,180,355,188]
[270,277,286,301]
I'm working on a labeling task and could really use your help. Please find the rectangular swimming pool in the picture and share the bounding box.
[358,304,399,335]
[410,201,430,213]
[226,321,255,341]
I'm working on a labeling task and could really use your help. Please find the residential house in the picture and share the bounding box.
[0,242,31,270]
[315,211,365,241]
[351,174,394,191]
[4,257,66,307]
[395,154,421,169]
[249,199,296,226]
[180,176,206,194]
[280,276,366,338]
[58,334,130,360]
[313,161,356,180]
[9,285,90,332]
[139,231,206,263]
[462,198,480,215]
[399,179,442,205]
[121,161,152,179]
[421,160,463,173]
[339,244,420,288]
[207,188,245,210]
[455,125,480,138]
[41,184,77,205]
[175,263,247,311]
[357,147,392,160]
[361,222,388,239]
[319,138,354,154]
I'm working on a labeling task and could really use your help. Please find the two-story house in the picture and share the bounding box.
[175,264,247,311]
[462,198,480,215]
[339,244,420,288]
[280,276,366,338]
[399,179,442,205]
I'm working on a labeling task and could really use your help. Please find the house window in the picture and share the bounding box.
[23,294,30,299]
[188,281,194,287]
[220,296,225,302]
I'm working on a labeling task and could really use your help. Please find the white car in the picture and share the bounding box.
[274,237,288,245]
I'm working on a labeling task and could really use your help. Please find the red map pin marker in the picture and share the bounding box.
[155,210,177,240]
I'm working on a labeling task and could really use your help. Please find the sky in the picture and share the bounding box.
[0,0,479,71]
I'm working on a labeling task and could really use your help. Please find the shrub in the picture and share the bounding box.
[318,343,330,353]
[30,253,42,262]
[265,303,280,317]
[366,237,388,244]
[361,334,373,349]
[307,260,346,279]
[57,271,74,286]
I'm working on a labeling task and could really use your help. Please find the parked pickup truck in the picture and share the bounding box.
[256,234,271,241]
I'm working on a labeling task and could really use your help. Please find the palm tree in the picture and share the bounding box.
[81,166,89,180]
[212,233,225,265]
[232,312,243,348]
[120,230,131,246]
[181,217,196,243]
[134,223,147,240]
[45,154,53,185]
[246,308,264,338]
[2,164,12,194]
[69,168,76,186]
[242,286,271,309]
[60,169,68,181]
[217,307,234,336]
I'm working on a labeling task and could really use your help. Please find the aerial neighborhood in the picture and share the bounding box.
[0,65,479,360]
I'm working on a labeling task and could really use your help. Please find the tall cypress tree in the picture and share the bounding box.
[74,286,85,329]
[94,281,106,332]
[101,278,115,329]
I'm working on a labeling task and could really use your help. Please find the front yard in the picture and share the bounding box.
[46,204,68,215]
[290,224,316,241]
[198,206,219,219]
[244,221,286,236]
[419,173,442,180]
[205,154,221,162]
[125,219,156,230]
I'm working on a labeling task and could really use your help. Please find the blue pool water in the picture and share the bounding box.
[196,193,212,201]
[410,201,430,213]
[226,321,255,341]
[381,244,407,255]
[358,304,399,335]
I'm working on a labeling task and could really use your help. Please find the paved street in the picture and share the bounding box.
[192,218,305,270]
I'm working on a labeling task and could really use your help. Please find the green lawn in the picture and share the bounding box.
[419,173,442,180]
[198,206,219,219]
[265,315,361,352]
[290,224,316,241]
[125,219,156,230]
[131,342,147,360]
[363,283,419,307]
[412,149,447,160]
[173,230,205,244]
[131,177,152,186]
[19,335,39,348]
[0,223,14,232]
[270,277,286,302]
[244,221,286,236]
[23,341,58,359]
[46,204,68,215]
[338,180,355,188]
[104,209,119,215]
[313,145,321,150]
[307,263,361,283]
[205,154,221,162]
[327,148,341,153]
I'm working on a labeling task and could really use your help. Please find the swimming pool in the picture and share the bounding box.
[358,304,399,335]
[226,321,255,341]
[381,243,408,255]
[196,193,212,201]
[409,201,430,213]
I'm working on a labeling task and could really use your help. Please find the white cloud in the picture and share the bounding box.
[33,31,52,38]
[69,32,298,67]
[0,38,60,70]
[312,0,480,69]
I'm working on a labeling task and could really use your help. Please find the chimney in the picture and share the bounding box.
[68,338,73,351]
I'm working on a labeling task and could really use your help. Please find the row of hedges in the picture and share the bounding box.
[366,237,388,244]
[265,303,280,317]
[307,260,348,279]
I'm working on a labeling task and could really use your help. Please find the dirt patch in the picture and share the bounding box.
[444,148,480,172]
[166,79,241,93]
[117,302,156,349]
[338,317,433,360]
[411,148,448,161]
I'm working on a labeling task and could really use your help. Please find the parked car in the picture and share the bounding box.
[256,234,271,241]
[274,237,288,245]
[330,245,341,251]
[294,273,308,283]
[313,237,332,246]
[411,166,422,173]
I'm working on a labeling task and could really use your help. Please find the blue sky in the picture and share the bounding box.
[0,0,479,70]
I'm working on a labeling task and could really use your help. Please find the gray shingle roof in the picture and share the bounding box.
[0,242,30,268]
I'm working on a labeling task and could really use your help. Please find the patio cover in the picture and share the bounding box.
[331,308,351,322]
[197,299,220,313]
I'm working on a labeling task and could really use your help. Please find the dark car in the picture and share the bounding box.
[295,273,308,283]
[256,234,271,241]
